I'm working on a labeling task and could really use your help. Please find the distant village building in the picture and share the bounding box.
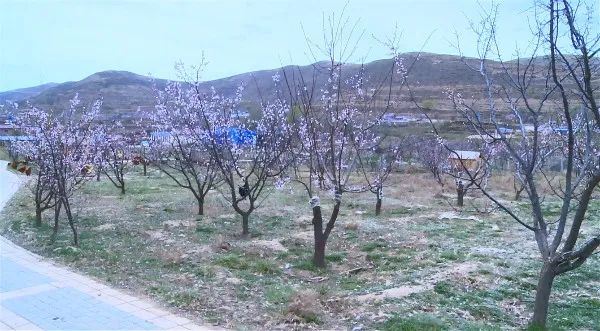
[1,113,16,125]
[448,150,482,172]
[497,127,513,135]
[230,109,250,120]
[0,123,19,136]
[382,113,423,125]
[150,131,172,142]
[0,123,33,160]
[554,127,569,135]
[0,135,34,143]
[539,123,570,136]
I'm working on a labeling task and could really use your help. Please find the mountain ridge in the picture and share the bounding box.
[0,52,560,121]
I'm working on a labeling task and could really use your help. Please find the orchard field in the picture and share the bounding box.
[2,166,599,330]
[1,1,599,329]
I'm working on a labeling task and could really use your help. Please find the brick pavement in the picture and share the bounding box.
[0,236,219,330]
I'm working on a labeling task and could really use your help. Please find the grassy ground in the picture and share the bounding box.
[0,146,10,160]
[1,166,599,330]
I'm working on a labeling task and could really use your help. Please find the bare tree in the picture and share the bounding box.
[431,1,600,327]
[357,146,401,215]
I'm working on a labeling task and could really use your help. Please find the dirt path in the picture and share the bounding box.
[353,262,479,301]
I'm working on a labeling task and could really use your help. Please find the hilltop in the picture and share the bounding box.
[0,82,60,105]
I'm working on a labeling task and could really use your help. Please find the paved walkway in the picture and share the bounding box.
[0,164,218,330]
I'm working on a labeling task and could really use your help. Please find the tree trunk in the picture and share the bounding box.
[120,182,125,195]
[375,187,383,216]
[515,189,522,201]
[530,263,556,329]
[51,201,62,244]
[457,182,465,207]
[312,205,326,268]
[62,198,78,246]
[35,205,42,227]
[143,163,147,176]
[313,237,326,268]
[513,178,524,201]
[241,213,249,236]
[197,198,204,215]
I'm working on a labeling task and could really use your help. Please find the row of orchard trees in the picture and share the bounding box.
[13,96,143,245]
[148,33,408,268]
[14,15,407,269]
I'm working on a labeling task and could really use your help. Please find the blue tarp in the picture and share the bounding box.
[214,128,257,146]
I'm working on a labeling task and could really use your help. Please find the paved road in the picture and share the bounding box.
[0,161,23,211]
[0,163,217,330]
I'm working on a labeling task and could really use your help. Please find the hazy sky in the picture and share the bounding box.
[0,0,549,91]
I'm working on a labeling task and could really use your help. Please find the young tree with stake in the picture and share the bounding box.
[280,13,407,267]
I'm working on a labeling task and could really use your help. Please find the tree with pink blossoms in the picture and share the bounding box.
[11,105,57,227]
[205,98,291,237]
[151,81,222,216]
[18,94,101,245]
[155,71,290,233]
[94,124,133,195]
[279,14,408,267]
[415,136,448,187]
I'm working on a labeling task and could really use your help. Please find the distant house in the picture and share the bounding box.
[497,127,513,135]
[539,123,569,136]
[1,114,16,125]
[230,109,250,120]
[0,124,19,136]
[150,131,172,142]
[448,150,482,172]
[382,113,421,125]
[0,135,34,143]
[0,122,32,152]
[554,127,569,135]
